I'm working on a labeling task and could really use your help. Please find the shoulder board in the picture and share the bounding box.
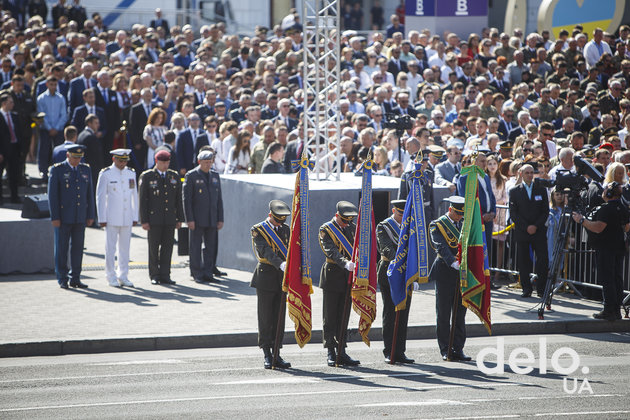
[140,169,154,176]
[53,162,64,167]
[100,166,111,173]
[126,167,135,172]
[79,162,89,167]
[166,169,178,175]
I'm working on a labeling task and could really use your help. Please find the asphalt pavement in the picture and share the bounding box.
[0,333,629,419]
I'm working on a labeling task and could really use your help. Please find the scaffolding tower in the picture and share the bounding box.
[301,0,341,180]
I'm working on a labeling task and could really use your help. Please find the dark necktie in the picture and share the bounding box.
[122,91,130,106]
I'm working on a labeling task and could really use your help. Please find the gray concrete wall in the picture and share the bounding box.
[217,174,451,286]
[0,209,54,274]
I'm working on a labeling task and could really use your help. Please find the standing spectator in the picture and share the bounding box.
[572,183,629,320]
[584,28,613,69]
[386,14,404,40]
[68,0,87,29]
[225,130,251,174]
[76,114,103,191]
[0,94,23,204]
[29,0,48,21]
[139,149,183,285]
[508,164,549,298]
[48,144,95,289]
[486,155,508,282]
[96,149,138,287]
[150,8,170,34]
[261,141,286,174]
[370,0,384,30]
[52,126,78,164]
[183,150,224,284]
[128,88,154,171]
[37,76,67,182]
[144,108,168,168]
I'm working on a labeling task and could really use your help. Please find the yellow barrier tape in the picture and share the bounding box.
[492,223,514,236]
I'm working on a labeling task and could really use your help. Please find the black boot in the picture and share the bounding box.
[274,351,291,369]
[263,347,272,369]
[327,347,336,367]
[339,351,360,366]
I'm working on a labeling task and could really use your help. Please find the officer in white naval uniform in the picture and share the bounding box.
[96,148,139,287]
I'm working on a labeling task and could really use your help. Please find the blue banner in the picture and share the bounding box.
[355,159,374,286]
[387,163,430,311]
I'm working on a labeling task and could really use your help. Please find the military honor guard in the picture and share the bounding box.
[250,200,292,369]
[96,149,138,287]
[47,144,95,289]
[376,200,414,364]
[429,196,472,361]
[183,150,224,284]
[139,149,184,285]
[319,201,361,367]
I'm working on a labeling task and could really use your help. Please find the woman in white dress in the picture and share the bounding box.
[143,108,168,168]
[225,131,251,174]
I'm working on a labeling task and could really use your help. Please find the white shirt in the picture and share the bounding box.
[211,138,227,173]
[583,40,612,69]
[96,164,139,226]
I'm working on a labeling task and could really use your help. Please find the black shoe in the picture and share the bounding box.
[593,311,618,321]
[521,291,532,298]
[396,353,415,364]
[339,352,360,366]
[59,282,69,289]
[70,281,88,288]
[205,275,220,283]
[263,348,272,369]
[194,277,208,284]
[162,278,176,285]
[327,348,336,367]
[151,278,160,285]
[274,355,291,369]
[451,350,472,361]
[213,267,227,277]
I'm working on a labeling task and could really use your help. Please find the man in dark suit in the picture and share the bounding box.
[51,0,69,28]
[387,46,408,80]
[48,144,95,288]
[395,92,417,117]
[508,164,549,298]
[319,201,361,367]
[76,114,103,191]
[52,125,78,164]
[128,88,154,171]
[183,150,224,284]
[71,89,106,134]
[272,98,298,131]
[497,108,517,140]
[67,62,97,115]
[231,47,255,70]
[490,68,510,97]
[250,200,292,369]
[94,70,120,163]
[139,149,184,285]
[149,8,169,34]
[6,75,35,185]
[175,117,197,175]
[598,80,622,117]
[194,89,216,121]
[0,94,23,204]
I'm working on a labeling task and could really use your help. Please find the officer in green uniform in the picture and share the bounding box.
[429,196,472,362]
[376,199,415,364]
[250,200,292,369]
[139,149,184,285]
[319,201,361,367]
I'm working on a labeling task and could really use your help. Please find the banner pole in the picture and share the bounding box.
[272,291,287,369]
[389,311,401,364]
[446,277,461,361]
[335,272,353,366]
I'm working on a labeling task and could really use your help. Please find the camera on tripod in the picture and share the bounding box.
[383,113,413,136]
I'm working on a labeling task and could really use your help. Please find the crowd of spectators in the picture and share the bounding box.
[0,3,628,215]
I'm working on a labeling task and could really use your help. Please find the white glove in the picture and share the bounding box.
[413,282,420,291]
[280,262,286,272]
[451,261,461,271]
[345,261,355,272]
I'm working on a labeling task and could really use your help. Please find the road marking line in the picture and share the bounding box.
[0,383,525,412]
[534,411,630,417]
[468,394,624,403]
[357,400,469,407]
[92,359,186,365]
[215,372,435,385]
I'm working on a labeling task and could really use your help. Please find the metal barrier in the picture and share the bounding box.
[435,200,630,302]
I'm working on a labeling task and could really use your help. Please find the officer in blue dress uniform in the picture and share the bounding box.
[376,199,415,364]
[429,196,471,361]
[47,144,95,289]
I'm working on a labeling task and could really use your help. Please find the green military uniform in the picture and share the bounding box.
[480,104,499,120]
[429,197,471,361]
[138,152,184,284]
[250,200,291,369]
[319,201,360,366]
[376,200,414,364]
[538,102,557,123]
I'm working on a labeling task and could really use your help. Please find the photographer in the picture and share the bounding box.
[572,183,630,321]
